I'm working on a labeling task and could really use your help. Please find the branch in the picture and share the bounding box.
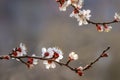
[56,0,120,32]
[83,47,110,71]
[0,47,110,76]
[71,4,119,25]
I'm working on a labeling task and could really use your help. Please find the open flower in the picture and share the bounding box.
[58,0,84,11]
[11,43,27,57]
[59,0,71,11]
[70,9,91,26]
[52,47,63,62]
[104,25,112,32]
[19,43,27,55]
[43,60,56,69]
[41,47,63,69]
[69,52,78,60]
[41,47,54,58]
[114,13,120,21]
[71,0,84,9]
[27,54,38,68]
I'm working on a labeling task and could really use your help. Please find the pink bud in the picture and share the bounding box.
[76,66,84,76]
[27,58,33,64]
[96,24,103,32]
[44,52,49,57]
[53,52,59,59]
[101,53,108,57]
[3,55,10,60]
[12,51,18,57]
[77,71,83,76]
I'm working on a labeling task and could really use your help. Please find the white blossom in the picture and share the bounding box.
[71,0,84,9]
[52,47,63,62]
[69,52,78,60]
[59,0,71,11]
[19,43,27,56]
[41,47,54,58]
[70,9,91,26]
[11,43,27,57]
[104,26,112,32]
[114,13,120,21]
[27,54,38,68]
[32,54,38,65]
[43,60,56,69]
[41,47,63,69]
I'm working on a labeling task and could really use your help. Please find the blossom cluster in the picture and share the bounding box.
[56,0,120,32]
[9,43,38,68]
[10,43,83,75]
[96,24,112,32]
[0,43,110,77]
[9,43,81,71]
[95,13,120,32]
[11,43,27,57]
[41,47,63,69]
[0,0,116,78]
[56,0,91,26]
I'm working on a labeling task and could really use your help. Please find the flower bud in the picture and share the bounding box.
[69,52,78,60]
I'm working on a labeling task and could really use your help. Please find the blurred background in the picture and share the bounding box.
[0,0,120,80]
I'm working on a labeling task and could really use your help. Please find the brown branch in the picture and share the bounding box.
[0,56,4,60]
[0,47,110,76]
[87,20,119,25]
[71,4,120,25]
[83,47,110,71]
[10,55,76,71]
[57,0,120,26]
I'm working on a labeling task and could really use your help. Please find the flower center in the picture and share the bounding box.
[48,60,52,64]
[17,48,22,52]
[27,58,33,64]
[53,52,59,59]
[44,52,49,57]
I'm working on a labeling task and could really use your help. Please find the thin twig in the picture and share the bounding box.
[58,0,120,26]
[83,47,110,71]
[0,47,110,75]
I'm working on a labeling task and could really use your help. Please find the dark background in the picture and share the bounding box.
[0,0,120,80]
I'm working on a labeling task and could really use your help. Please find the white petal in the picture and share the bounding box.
[69,52,78,60]
[16,59,20,61]
[22,51,27,55]
[43,60,48,64]
[55,59,59,62]
[33,59,38,65]
[20,43,26,51]
[46,64,51,69]
[51,62,56,69]
[74,54,78,60]
[59,0,71,11]
[32,54,36,57]
[58,55,63,60]
[70,12,74,17]
[42,48,47,53]
[78,21,83,26]
[83,20,88,25]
